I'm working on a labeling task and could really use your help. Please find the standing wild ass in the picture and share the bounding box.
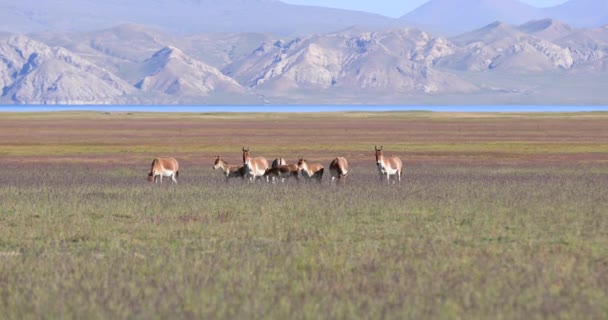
[271,158,287,168]
[242,147,269,182]
[329,157,349,184]
[213,156,246,181]
[374,146,403,184]
[264,164,299,183]
[297,158,324,183]
[148,157,179,184]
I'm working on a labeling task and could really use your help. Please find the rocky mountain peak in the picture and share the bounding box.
[150,46,184,60]
[135,45,245,97]
[0,35,134,104]
[518,18,575,40]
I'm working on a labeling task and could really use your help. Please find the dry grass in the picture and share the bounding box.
[2,111,608,167]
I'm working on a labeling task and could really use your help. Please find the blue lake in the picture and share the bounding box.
[0,105,608,113]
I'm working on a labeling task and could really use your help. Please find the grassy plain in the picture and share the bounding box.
[0,111,607,319]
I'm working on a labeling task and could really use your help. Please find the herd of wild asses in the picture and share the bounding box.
[148,146,403,184]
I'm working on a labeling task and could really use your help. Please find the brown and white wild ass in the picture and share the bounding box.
[242,147,269,182]
[297,158,324,183]
[148,157,179,184]
[329,157,349,184]
[375,146,403,184]
[271,158,287,168]
[213,156,246,182]
[264,164,299,183]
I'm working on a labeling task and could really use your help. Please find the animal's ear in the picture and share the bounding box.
[381,146,383,150]
[374,145,377,150]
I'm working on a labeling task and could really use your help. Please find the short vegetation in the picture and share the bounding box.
[0,112,607,319]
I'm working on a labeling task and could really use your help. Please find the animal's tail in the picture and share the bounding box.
[148,159,157,176]
[176,170,179,178]
[148,159,156,182]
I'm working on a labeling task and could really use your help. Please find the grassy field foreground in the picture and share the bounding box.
[0,112,607,319]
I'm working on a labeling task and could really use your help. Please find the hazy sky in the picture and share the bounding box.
[281,0,569,17]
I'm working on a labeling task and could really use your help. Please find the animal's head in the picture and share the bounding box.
[147,172,154,183]
[242,147,250,163]
[375,145,383,164]
[213,156,221,170]
[297,157,306,170]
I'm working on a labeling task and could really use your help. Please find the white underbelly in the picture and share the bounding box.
[157,170,175,177]
[247,166,265,176]
[380,166,398,175]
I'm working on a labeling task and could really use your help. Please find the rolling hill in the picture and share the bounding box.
[0,0,401,36]
[401,0,541,35]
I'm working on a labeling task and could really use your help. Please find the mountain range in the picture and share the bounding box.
[1,0,607,36]
[0,35,135,104]
[222,29,477,94]
[0,0,398,36]
[401,0,608,35]
[0,0,607,105]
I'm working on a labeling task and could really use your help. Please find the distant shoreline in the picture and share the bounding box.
[1,106,608,113]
